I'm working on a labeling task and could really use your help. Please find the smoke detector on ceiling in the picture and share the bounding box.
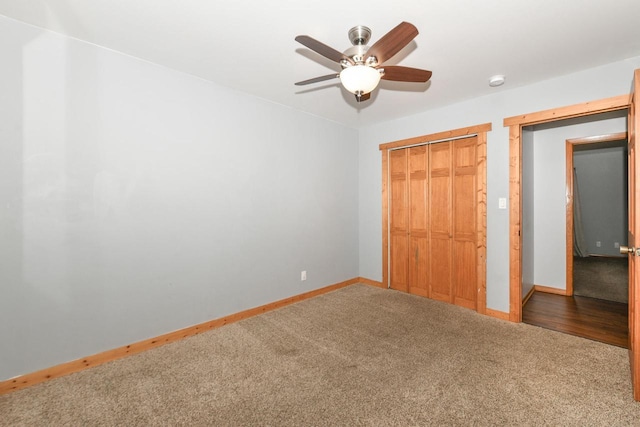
[489,75,506,87]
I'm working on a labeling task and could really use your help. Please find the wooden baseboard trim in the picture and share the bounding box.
[485,308,510,321]
[0,277,361,395]
[357,277,386,288]
[522,286,536,305]
[534,284,567,296]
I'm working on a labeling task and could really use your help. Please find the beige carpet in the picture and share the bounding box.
[2,284,640,426]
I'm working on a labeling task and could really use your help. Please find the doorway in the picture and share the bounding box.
[507,69,640,402]
[517,115,630,347]
[504,95,630,321]
[568,133,628,305]
[523,131,630,348]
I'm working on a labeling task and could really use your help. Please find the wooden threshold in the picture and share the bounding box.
[0,277,381,395]
[523,291,628,348]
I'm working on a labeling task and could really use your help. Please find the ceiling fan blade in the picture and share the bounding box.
[380,66,432,82]
[295,35,354,65]
[366,22,419,65]
[295,73,340,86]
[355,92,371,102]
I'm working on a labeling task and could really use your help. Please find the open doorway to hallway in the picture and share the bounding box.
[519,112,629,347]
[570,136,628,306]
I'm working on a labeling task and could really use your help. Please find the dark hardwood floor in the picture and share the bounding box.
[523,291,629,348]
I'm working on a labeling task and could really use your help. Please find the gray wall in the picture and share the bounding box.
[574,144,628,256]
[0,17,359,380]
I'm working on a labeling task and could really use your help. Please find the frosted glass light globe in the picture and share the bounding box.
[339,65,382,94]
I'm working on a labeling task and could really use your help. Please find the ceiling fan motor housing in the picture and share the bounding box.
[342,26,379,68]
[342,45,370,67]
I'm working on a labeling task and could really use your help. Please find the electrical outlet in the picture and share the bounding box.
[615,242,620,249]
[596,241,601,247]
[301,271,307,281]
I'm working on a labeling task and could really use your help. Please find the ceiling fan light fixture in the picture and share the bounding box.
[295,22,430,103]
[339,65,382,95]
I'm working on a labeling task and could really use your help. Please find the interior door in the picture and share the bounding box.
[629,68,640,401]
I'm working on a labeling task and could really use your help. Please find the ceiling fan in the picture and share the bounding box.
[295,22,432,102]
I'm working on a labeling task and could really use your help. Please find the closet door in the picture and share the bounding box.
[429,142,453,303]
[384,129,485,312]
[408,146,429,296]
[453,136,478,309]
[389,149,409,292]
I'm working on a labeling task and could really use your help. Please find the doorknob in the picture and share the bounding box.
[620,245,639,256]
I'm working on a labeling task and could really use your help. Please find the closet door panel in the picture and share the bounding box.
[390,151,408,230]
[391,234,409,292]
[429,142,452,302]
[454,173,476,238]
[390,149,409,292]
[429,150,451,234]
[453,240,477,309]
[430,237,452,302]
[408,146,429,296]
[409,237,429,296]
[453,137,478,308]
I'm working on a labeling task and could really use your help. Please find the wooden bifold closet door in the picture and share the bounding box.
[389,136,478,310]
[389,146,429,296]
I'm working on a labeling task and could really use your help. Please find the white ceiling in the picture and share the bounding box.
[2,0,640,128]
